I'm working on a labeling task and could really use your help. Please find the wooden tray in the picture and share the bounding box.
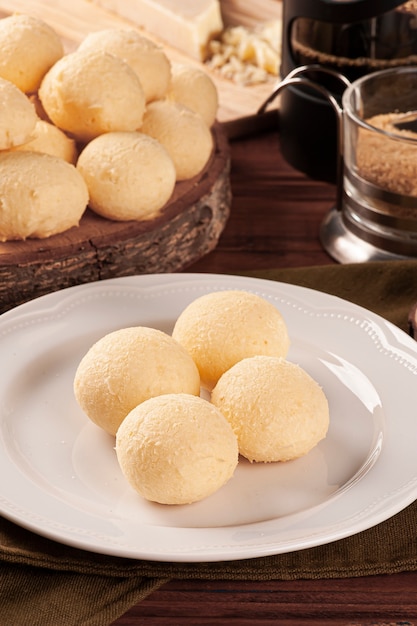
[0,0,281,123]
[0,1,281,311]
[0,124,231,314]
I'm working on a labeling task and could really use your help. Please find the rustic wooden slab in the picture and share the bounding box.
[0,1,282,312]
[0,124,231,314]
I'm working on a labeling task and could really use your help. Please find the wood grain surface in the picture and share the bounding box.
[188,128,335,272]
[113,575,417,625]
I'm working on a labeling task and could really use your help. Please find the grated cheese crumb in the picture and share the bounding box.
[205,21,281,86]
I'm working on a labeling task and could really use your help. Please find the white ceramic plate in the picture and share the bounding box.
[1,273,417,562]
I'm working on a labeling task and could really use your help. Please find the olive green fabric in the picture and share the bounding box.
[1,260,417,626]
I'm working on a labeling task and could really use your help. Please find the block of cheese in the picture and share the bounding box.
[87,0,223,60]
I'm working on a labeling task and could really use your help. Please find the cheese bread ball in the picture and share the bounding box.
[12,119,77,163]
[78,29,171,103]
[167,63,218,127]
[0,77,38,149]
[212,356,329,463]
[116,393,238,504]
[0,14,63,93]
[140,100,213,180]
[39,49,146,142]
[74,327,201,436]
[172,290,290,390]
[76,131,176,220]
[0,151,88,241]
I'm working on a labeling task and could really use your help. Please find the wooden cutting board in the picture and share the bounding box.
[0,0,282,123]
[0,1,281,311]
[0,124,231,314]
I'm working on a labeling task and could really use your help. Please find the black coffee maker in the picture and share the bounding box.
[279,0,417,182]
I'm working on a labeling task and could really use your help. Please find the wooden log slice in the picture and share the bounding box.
[0,123,231,314]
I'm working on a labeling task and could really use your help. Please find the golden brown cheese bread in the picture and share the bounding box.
[73,326,201,436]
[211,355,329,463]
[11,119,77,164]
[0,14,63,93]
[0,77,38,150]
[0,151,88,241]
[78,28,172,103]
[172,290,290,390]
[39,49,146,142]
[140,99,214,181]
[167,63,218,127]
[116,393,238,504]
[76,131,176,220]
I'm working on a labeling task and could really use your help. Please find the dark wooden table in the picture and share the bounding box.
[189,128,334,273]
[112,127,417,625]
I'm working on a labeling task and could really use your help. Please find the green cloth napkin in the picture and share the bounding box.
[2,259,417,626]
